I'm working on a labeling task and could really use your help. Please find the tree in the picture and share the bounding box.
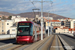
[9,16,12,20]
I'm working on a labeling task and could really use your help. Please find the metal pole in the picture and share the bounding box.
[41,0,43,40]
[48,12,49,36]
[50,1,53,35]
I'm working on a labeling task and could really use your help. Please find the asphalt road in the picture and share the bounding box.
[0,38,16,46]
[59,34,75,49]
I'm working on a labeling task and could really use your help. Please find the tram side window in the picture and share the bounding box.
[39,27,41,31]
[36,27,39,32]
[30,24,33,36]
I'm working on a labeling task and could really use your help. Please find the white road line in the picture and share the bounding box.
[58,35,72,50]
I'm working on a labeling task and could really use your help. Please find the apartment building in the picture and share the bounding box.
[46,20,61,30]
[56,26,69,33]
[0,21,2,34]
[0,20,13,34]
[64,19,75,29]
[10,16,27,34]
[51,20,61,26]
[70,19,75,28]
[11,16,17,20]
[11,16,27,25]
[58,18,75,28]
[64,20,71,28]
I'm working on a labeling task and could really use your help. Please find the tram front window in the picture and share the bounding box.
[17,23,33,36]
[17,27,30,36]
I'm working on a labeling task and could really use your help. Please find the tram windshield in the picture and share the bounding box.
[17,23,33,36]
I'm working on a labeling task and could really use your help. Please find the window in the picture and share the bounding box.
[2,23,3,25]
[2,30,4,32]
[7,23,9,25]
[12,29,15,31]
[64,30,65,31]
[2,26,3,29]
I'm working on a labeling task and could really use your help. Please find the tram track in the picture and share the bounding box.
[36,35,64,50]
[0,44,21,50]
[23,35,52,50]
[0,34,49,50]
[0,35,65,50]
[14,44,32,50]
[56,35,60,50]
[49,35,64,50]
[0,43,32,50]
[48,35,55,50]
[37,35,54,50]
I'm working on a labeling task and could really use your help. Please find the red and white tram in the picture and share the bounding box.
[16,21,45,44]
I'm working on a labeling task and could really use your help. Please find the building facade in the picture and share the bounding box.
[56,26,69,33]
[46,20,61,30]
[10,26,17,34]
[0,20,13,34]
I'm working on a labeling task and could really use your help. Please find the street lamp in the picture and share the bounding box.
[48,12,50,36]
[32,9,40,18]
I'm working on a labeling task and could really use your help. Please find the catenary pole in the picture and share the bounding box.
[41,0,43,40]
[48,11,49,36]
[26,0,53,40]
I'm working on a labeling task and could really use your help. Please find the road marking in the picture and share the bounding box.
[58,35,72,50]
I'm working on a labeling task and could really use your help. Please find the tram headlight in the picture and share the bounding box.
[26,38,30,40]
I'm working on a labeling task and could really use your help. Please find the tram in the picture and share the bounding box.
[16,21,45,44]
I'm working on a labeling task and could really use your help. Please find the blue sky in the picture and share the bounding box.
[0,0,75,18]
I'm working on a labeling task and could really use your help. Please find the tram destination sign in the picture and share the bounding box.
[19,23,30,26]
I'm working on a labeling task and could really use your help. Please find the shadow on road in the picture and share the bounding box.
[0,38,16,44]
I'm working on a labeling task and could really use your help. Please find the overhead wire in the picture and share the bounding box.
[29,0,37,8]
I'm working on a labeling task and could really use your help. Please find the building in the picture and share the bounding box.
[70,19,75,28]
[46,20,61,30]
[14,17,26,22]
[0,20,13,34]
[11,16,27,23]
[11,16,17,20]
[10,26,17,34]
[55,26,69,33]
[58,18,75,29]
[64,20,71,28]
[0,15,28,34]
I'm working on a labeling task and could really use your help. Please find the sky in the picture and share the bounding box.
[0,0,75,18]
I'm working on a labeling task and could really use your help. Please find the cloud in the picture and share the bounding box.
[0,0,75,18]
